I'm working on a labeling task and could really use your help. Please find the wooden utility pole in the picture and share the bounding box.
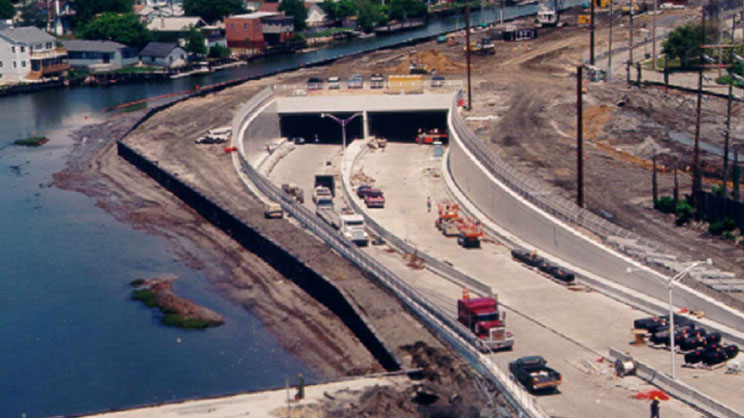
[674,167,679,206]
[652,152,658,204]
[465,3,472,110]
[692,7,705,207]
[652,0,658,69]
[577,65,585,208]
[608,0,613,80]
[629,3,634,65]
[723,85,733,197]
[590,0,596,65]
[734,150,741,201]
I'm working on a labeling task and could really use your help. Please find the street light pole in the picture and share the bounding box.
[321,112,362,150]
[667,259,709,379]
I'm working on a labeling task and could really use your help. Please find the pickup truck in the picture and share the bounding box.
[509,356,561,393]
[364,188,385,208]
[313,186,333,203]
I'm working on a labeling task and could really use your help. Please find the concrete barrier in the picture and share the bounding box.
[446,96,744,336]
[609,348,744,418]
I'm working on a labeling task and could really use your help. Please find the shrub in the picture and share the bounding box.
[655,196,676,214]
[712,184,726,197]
[675,201,694,225]
[723,231,736,242]
[723,217,737,232]
[709,220,725,236]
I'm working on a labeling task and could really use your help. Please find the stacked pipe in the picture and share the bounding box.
[511,249,575,284]
[634,316,738,366]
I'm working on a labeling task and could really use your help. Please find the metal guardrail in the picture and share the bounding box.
[272,80,465,96]
[232,88,549,418]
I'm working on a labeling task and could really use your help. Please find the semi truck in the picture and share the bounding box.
[457,289,514,351]
[340,214,369,246]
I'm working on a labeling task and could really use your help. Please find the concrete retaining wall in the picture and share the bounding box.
[242,101,280,165]
[447,107,744,335]
[118,108,400,374]
[609,348,744,418]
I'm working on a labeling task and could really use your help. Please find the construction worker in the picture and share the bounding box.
[427,196,431,212]
[296,373,305,400]
[650,396,660,418]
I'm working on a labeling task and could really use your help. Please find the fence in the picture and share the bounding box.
[233,88,550,418]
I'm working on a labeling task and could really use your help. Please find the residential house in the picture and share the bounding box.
[136,3,185,23]
[225,12,294,53]
[304,3,328,27]
[63,40,139,71]
[139,41,187,68]
[0,26,68,81]
[147,16,206,39]
[35,0,75,35]
[201,25,227,49]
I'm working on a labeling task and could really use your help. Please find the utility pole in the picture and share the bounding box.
[577,65,585,208]
[674,167,679,206]
[629,2,634,65]
[734,150,741,201]
[652,0,658,69]
[652,152,658,204]
[590,0,596,65]
[608,0,613,81]
[465,2,472,110]
[723,85,733,197]
[692,6,705,207]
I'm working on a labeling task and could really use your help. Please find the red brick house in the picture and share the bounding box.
[225,12,294,52]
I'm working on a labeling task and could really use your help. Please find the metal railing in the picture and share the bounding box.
[232,88,549,418]
[272,80,465,96]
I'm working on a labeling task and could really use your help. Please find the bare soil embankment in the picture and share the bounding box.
[54,73,502,414]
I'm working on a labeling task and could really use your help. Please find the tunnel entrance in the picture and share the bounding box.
[368,110,448,143]
[280,113,363,145]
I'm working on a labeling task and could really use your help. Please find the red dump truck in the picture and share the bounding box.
[457,289,514,351]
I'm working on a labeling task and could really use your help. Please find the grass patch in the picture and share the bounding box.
[131,289,158,307]
[163,314,211,329]
[14,136,49,147]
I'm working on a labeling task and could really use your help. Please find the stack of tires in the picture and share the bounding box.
[510,248,576,284]
[633,315,739,367]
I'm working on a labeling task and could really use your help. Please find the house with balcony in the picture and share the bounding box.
[225,12,294,54]
[0,26,68,82]
[63,40,139,72]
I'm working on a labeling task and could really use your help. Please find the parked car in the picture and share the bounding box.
[370,73,385,89]
[292,136,306,145]
[509,356,562,393]
[356,185,372,199]
[306,77,323,90]
[327,76,341,89]
[431,75,445,87]
[313,186,333,203]
[348,74,364,89]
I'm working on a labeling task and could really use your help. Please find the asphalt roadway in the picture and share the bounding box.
[267,141,728,417]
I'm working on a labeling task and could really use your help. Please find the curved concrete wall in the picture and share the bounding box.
[242,101,280,165]
[447,109,744,334]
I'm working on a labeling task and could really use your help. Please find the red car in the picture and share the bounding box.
[364,189,385,208]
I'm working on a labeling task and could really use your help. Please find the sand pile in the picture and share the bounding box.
[387,49,465,75]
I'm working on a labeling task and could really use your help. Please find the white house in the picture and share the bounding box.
[305,3,328,27]
[146,16,206,34]
[139,41,187,68]
[0,26,68,82]
[63,40,139,71]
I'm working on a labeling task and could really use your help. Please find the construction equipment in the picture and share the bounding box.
[416,128,448,145]
[264,202,283,219]
[465,40,495,55]
[458,288,514,351]
[409,59,433,74]
[456,217,483,248]
[281,183,304,204]
[435,201,461,236]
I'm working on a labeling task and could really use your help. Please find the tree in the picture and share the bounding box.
[662,22,718,69]
[279,0,308,32]
[320,0,338,20]
[70,0,132,28]
[20,1,45,28]
[356,0,385,32]
[388,0,426,20]
[185,27,207,56]
[80,12,151,49]
[0,0,15,20]
[184,0,244,24]
[208,44,231,59]
[337,0,357,21]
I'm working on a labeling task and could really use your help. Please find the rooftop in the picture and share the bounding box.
[0,26,55,45]
[62,40,131,53]
[146,16,205,32]
[228,12,279,20]
[139,42,180,58]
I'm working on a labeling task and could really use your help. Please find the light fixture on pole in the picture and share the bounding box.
[626,258,712,379]
[321,112,362,150]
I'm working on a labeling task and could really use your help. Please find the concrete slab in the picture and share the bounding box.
[276,93,455,114]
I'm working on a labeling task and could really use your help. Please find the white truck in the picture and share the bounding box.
[340,214,369,246]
